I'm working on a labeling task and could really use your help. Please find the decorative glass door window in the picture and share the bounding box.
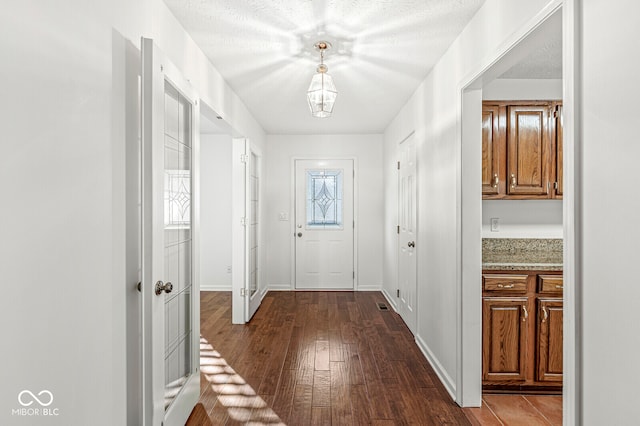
[165,170,191,227]
[306,169,343,229]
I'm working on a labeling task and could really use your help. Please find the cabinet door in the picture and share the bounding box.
[554,104,563,197]
[482,104,505,197]
[537,298,563,382]
[507,105,551,197]
[483,297,529,383]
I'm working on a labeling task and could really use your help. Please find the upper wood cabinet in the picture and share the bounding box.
[554,103,563,198]
[482,104,505,196]
[507,104,551,197]
[482,101,562,200]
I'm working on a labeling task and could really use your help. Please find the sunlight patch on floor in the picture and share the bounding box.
[200,336,285,425]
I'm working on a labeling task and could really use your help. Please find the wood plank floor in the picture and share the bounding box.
[464,394,562,426]
[194,291,471,425]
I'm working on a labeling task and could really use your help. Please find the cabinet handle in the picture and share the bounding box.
[541,306,549,323]
[497,284,514,289]
[522,305,528,321]
[555,284,563,289]
[554,182,559,190]
[511,174,516,188]
[492,173,499,188]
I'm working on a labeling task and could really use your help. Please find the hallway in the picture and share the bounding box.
[195,291,470,425]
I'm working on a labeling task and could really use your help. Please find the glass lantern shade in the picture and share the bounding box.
[307,71,337,118]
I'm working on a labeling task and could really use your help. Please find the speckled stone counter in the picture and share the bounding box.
[482,238,563,271]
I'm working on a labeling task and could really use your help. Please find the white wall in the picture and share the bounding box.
[200,134,233,290]
[265,134,383,290]
[383,0,556,399]
[483,78,562,100]
[482,78,563,238]
[580,0,640,423]
[482,200,562,238]
[0,0,264,424]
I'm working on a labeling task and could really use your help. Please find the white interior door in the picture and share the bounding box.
[141,38,200,426]
[398,134,417,333]
[246,145,263,320]
[231,139,264,323]
[295,159,354,289]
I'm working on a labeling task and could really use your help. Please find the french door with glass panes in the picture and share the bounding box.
[246,143,263,320]
[295,159,354,289]
[141,38,200,426]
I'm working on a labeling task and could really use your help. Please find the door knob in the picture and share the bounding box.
[297,232,303,238]
[408,241,415,248]
[155,280,173,296]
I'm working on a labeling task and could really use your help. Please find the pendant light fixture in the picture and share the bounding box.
[307,41,337,118]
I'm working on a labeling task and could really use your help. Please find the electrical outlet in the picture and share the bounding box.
[226,266,232,274]
[490,218,500,232]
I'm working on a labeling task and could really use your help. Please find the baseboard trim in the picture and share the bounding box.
[415,334,457,401]
[268,284,293,291]
[200,284,232,292]
[356,284,382,291]
[381,288,399,312]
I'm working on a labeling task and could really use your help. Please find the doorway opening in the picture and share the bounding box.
[199,104,266,324]
[458,3,576,424]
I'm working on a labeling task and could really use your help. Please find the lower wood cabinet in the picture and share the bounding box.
[537,298,563,382]
[482,298,528,383]
[482,271,563,392]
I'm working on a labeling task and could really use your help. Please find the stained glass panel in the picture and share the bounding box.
[306,169,343,228]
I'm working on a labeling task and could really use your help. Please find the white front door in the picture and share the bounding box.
[398,134,417,333]
[295,159,354,289]
[141,38,200,426]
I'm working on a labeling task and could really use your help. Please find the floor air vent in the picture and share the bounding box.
[377,302,389,311]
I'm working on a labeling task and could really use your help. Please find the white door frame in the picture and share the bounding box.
[290,157,359,290]
[455,1,580,421]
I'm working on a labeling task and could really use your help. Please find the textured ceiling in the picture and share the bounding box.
[164,0,485,134]
[500,19,562,79]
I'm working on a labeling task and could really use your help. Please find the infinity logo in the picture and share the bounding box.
[18,390,54,407]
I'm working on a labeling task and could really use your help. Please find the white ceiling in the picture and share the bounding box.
[499,17,562,79]
[164,0,486,134]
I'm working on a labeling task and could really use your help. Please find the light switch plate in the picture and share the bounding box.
[278,212,288,221]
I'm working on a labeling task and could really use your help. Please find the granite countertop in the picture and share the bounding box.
[482,238,563,271]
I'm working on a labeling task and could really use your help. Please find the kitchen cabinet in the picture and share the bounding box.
[482,271,563,392]
[536,298,563,382]
[553,103,563,198]
[482,101,563,200]
[482,297,528,383]
[482,104,505,196]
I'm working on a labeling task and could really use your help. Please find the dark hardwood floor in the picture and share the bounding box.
[193,291,471,425]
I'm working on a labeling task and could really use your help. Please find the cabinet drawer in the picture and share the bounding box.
[483,274,528,293]
[538,275,564,294]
